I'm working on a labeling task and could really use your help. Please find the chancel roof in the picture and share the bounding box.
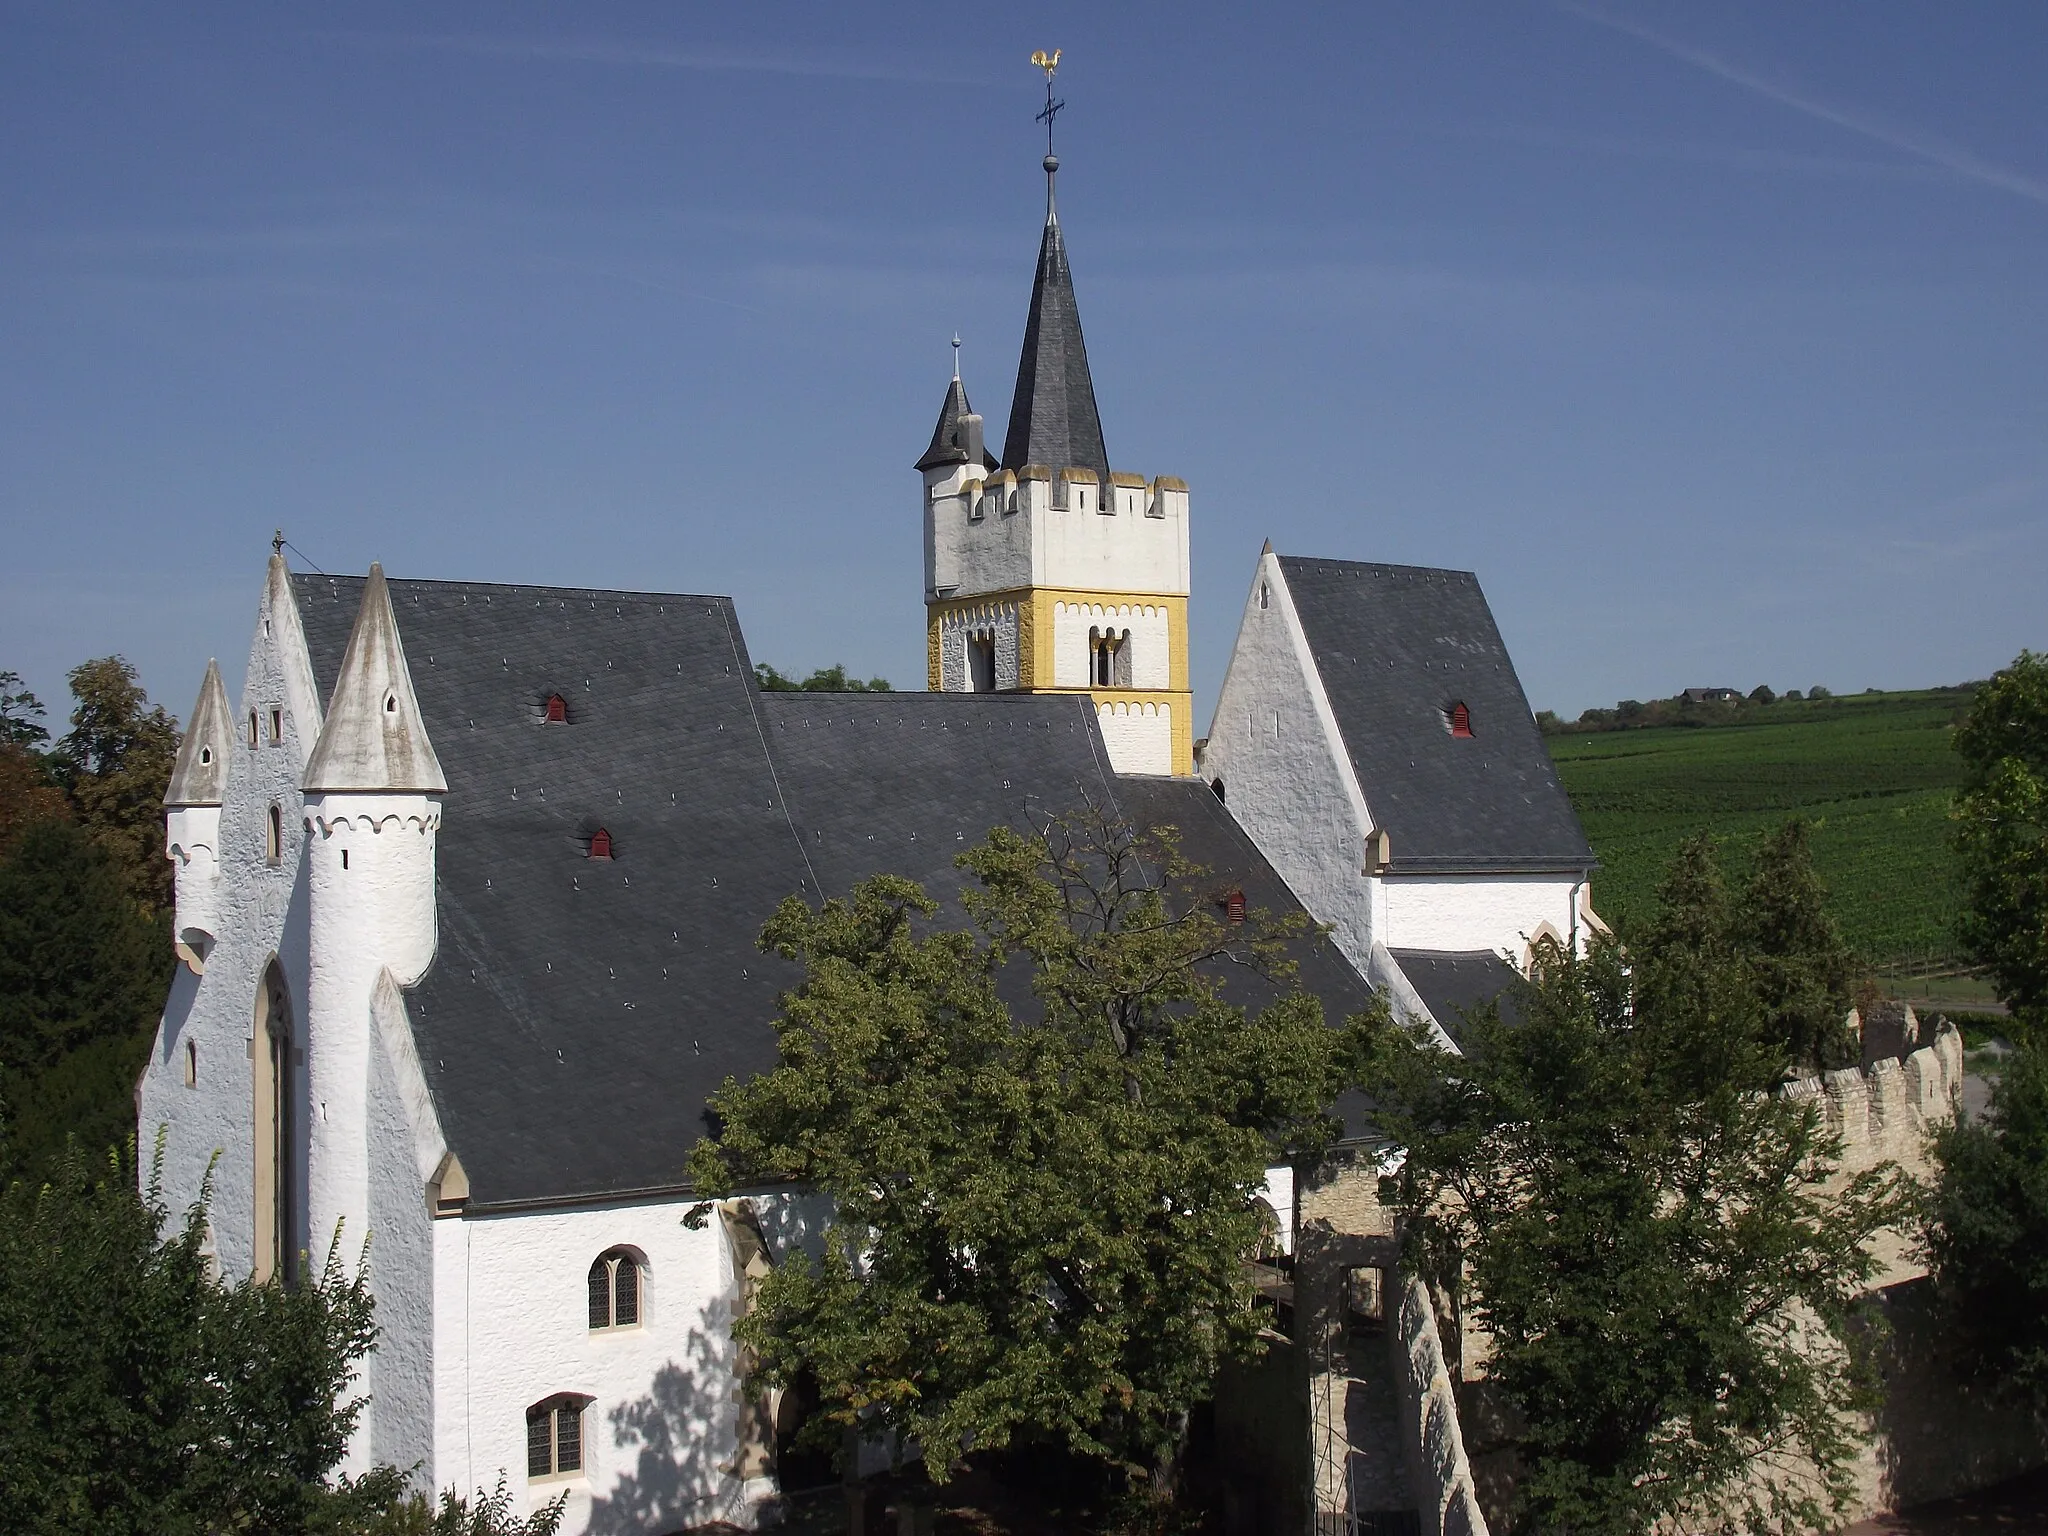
[294,573,1376,1209]
[1387,949,1526,1053]
[1277,557,1595,874]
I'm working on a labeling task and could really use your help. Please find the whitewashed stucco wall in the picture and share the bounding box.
[141,563,323,1280]
[1052,602,1171,690]
[1096,702,1173,777]
[1198,552,1377,966]
[1379,875,1582,958]
[433,1192,825,1534]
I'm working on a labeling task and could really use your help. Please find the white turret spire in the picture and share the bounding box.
[303,563,445,794]
[166,658,233,808]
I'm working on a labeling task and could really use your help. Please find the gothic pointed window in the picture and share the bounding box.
[267,804,283,865]
[589,1248,643,1329]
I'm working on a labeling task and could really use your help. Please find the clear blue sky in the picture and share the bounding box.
[4,2,2045,731]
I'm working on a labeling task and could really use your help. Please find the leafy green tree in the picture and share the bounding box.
[753,661,893,693]
[1749,685,1777,705]
[53,656,180,914]
[688,811,1354,1496]
[1367,922,1910,1533]
[1740,820,1858,1072]
[1923,1045,2048,1410]
[0,740,68,862]
[0,819,168,1181]
[0,1139,564,1536]
[0,670,50,748]
[1952,650,2048,1042]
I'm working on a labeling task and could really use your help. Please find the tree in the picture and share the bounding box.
[0,740,68,863]
[0,1139,565,1536]
[1366,902,1910,1533]
[0,819,168,1181]
[0,671,49,749]
[53,657,180,915]
[1923,1044,2048,1411]
[687,811,1354,1496]
[753,662,893,693]
[1952,650,2048,1042]
[1740,820,1858,1072]
[1749,685,1777,705]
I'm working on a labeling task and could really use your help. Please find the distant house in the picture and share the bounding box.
[1681,686,1743,704]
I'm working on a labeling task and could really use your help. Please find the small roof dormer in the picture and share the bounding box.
[164,658,234,808]
[302,562,447,795]
[915,375,993,475]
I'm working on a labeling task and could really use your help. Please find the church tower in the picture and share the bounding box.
[920,114,1192,777]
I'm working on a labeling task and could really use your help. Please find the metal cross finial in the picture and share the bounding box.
[273,528,285,556]
[1031,48,1064,157]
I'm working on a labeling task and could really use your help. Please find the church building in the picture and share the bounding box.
[140,132,1595,1534]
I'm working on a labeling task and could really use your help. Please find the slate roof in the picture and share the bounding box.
[1388,948,1526,1053]
[1000,210,1112,489]
[914,376,999,475]
[1277,557,1595,874]
[293,574,1382,1208]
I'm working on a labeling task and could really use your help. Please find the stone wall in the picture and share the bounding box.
[1394,1276,1490,1536]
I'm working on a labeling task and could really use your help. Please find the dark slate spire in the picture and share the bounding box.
[1000,174,1111,488]
[915,375,990,473]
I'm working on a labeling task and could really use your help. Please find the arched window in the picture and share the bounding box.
[588,828,613,861]
[968,634,996,693]
[526,1395,586,1479]
[1210,779,1226,804]
[182,1038,198,1088]
[588,1248,642,1329]
[267,804,283,865]
[545,693,568,724]
[269,707,283,744]
[1092,630,1122,688]
[1446,701,1474,739]
[253,962,296,1285]
[248,712,259,748]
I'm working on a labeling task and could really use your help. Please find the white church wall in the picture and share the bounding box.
[1038,493,1188,597]
[1197,552,1377,969]
[1096,701,1173,777]
[140,564,323,1281]
[366,994,435,1486]
[928,479,1034,601]
[434,1195,798,1533]
[1379,875,1585,959]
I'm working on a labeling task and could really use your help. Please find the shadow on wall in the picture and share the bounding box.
[585,1305,737,1536]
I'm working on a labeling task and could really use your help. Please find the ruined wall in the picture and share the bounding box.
[1395,1276,1490,1536]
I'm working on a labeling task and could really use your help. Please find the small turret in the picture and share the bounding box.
[163,658,234,969]
[301,563,444,1372]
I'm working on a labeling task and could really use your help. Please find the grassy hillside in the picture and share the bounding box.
[1546,689,1974,967]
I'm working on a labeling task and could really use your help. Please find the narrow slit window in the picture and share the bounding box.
[183,1038,198,1088]
[269,708,282,744]
[267,804,283,865]
[248,712,260,748]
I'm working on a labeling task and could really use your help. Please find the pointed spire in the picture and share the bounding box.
[915,375,989,473]
[302,564,447,794]
[1000,192,1110,489]
[165,659,234,808]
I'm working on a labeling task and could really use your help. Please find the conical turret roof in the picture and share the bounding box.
[302,563,447,794]
[915,376,994,473]
[164,658,234,808]
[1000,207,1111,489]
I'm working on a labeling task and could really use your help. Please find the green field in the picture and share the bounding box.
[1546,689,1975,967]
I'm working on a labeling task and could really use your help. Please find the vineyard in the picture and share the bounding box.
[1546,687,1976,970]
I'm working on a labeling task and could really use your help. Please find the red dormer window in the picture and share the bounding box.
[545,693,568,724]
[1447,702,1474,739]
[588,828,613,860]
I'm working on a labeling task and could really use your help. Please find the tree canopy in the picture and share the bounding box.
[1365,838,1909,1536]
[1952,649,2048,1041]
[752,662,893,693]
[687,811,1359,1493]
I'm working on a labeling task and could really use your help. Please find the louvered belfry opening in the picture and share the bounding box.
[588,827,613,860]
[1447,701,1474,739]
[545,693,568,724]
